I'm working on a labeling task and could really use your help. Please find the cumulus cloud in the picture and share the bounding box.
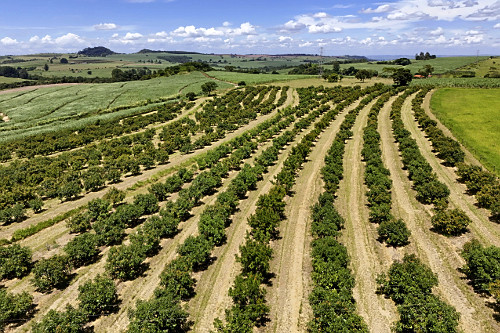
[94,23,118,30]
[361,4,391,13]
[308,24,342,33]
[279,36,293,42]
[495,22,500,28]
[123,32,143,40]
[171,22,256,38]
[1,37,18,45]
[430,26,444,35]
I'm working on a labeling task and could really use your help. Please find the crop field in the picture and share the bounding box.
[430,88,500,174]
[0,77,499,333]
[0,72,234,141]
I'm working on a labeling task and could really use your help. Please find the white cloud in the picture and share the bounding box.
[361,4,391,13]
[232,22,257,35]
[308,24,342,33]
[494,22,500,28]
[430,27,444,35]
[222,21,232,27]
[123,32,143,40]
[94,23,118,30]
[171,22,256,38]
[279,36,293,42]
[54,33,85,45]
[1,37,18,45]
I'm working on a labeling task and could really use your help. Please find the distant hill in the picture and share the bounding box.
[78,47,116,57]
[136,49,202,55]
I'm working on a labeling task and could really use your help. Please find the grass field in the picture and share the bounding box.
[0,72,233,141]
[430,88,500,174]
[206,70,311,84]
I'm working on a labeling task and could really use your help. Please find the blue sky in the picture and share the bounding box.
[1,0,499,55]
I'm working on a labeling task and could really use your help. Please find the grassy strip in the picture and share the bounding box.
[10,207,83,243]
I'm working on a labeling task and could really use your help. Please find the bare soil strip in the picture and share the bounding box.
[400,94,500,247]
[379,94,500,333]
[336,96,399,333]
[264,100,361,333]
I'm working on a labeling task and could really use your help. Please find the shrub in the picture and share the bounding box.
[177,235,213,271]
[32,255,72,292]
[31,304,86,333]
[105,245,146,281]
[78,274,118,317]
[64,233,99,267]
[66,212,91,234]
[431,209,471,235]
[0,244,32,279]
[0,288,34,331]
[377,219,411,247]
[158,258,195,300]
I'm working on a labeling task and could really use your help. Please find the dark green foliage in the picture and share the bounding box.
[377,254,459,332]
[29,196,44,213]
[64,233,99,267]
[198,205,229,246]
[415,179,450,206]
[0,288,34,331]
[377,219,411,247]
[93,216,126,246]
[177,235,213,271]
[228,274,269,325]
[431,208,471,235]
[31,304,86,333]
[158,258,195,300]
[129,226,161,257]
[461,239,500,292]
[105,245,146,281]
[32,255,72,292]
[0,244,32,279]
[394,294,460,333]
[127,294,190,333]
[392,68,413,86]
[377,254,438,304]
[133,193,159,215]
[87,198,111,221]
[148,182,169,201]
[103,187,125,206]
[143,214,179,239]
[237,235,273,277]
[78,274,118,317]
[66,211,91,234]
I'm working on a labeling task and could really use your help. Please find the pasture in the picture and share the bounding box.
[430,88,500,174]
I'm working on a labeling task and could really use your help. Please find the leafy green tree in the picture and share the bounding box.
[87,198,111,221]
[32,255,72,293]
[377,219,411,247]
[461,239,500,291]
[228,273,269,324]
[93,216,126,246]
[0,244,32,279]
[392,68,413,86]
[177,235,213,271]
[0,288,34,332]
[44,63,49,71]
[431,209,471,235]
[158,258,195,300]
[66,212,91,234]
[78,274,118,317]
[201,81,218,95]
[105,245,146,281]
[133,193,159,215]
[377,254,437,304]
[29,197,44,214]
[31,304,86,333]
[236,235,273,277]
[355,69,371,82]
[127,294,190,333]
[57,180,82,202]
[103,187,126,206]
[64,233,99,267]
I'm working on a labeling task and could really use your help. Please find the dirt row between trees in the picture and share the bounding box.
[379,93,500,332]
[337,96,400,333]
[188,95,345,332]
[263,98,364,333]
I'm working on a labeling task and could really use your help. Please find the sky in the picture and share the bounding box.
[0,0,499,56]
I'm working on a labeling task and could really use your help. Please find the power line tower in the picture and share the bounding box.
[318,47,324,78]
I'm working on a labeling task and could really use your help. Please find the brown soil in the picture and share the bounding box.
[336,96,400,332]
[379,93,500,332]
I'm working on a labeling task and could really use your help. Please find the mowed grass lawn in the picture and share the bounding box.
[430,88,500,174]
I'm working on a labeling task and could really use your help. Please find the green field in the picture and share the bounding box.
[430,88,500,174]
[0,72,233,141]
[206,70,311,84]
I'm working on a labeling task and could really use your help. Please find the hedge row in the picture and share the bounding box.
[362,90,411,246]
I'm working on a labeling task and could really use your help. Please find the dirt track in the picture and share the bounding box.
[378,93,500,332]
[336,96,399,332]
